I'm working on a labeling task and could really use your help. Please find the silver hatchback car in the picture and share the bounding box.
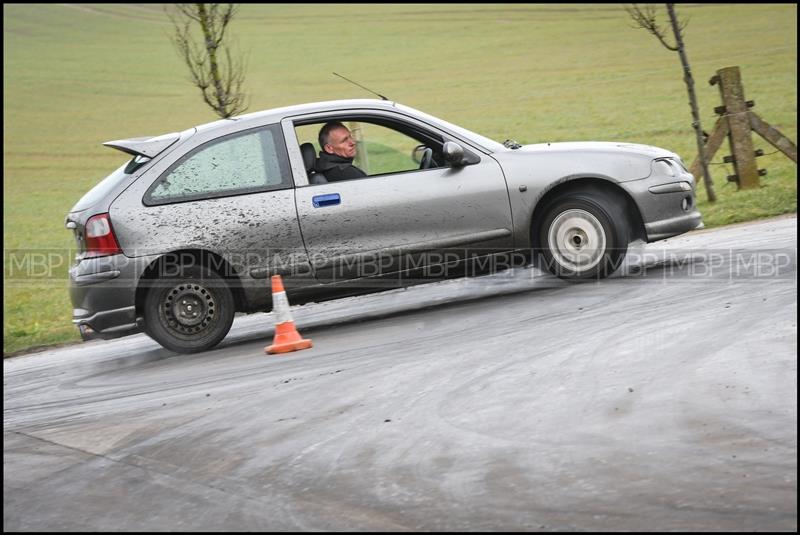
[66,99,702,353]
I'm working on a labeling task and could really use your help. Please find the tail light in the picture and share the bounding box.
[84,213,122,258]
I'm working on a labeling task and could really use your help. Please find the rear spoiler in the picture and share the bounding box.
[102,132,181,158]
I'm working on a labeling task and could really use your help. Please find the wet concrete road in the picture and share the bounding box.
[4,216,797,531]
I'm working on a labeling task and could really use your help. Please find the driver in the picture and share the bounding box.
[315,122,367,181]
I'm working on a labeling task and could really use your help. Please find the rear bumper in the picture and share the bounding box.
[73,306,140,340]
[69,253,153,339]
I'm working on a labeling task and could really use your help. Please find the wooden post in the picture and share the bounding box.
[714,67,760,189]
[692,66,796,190]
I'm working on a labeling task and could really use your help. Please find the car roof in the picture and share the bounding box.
[104,100,403,159]
[189,99,506,153]
[104,99,506,159]
[194,99,400,133]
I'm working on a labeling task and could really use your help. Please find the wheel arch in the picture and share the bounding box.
[529,177,646,248]
[135,248,247,318]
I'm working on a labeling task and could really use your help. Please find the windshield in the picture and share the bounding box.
[70,156,149,212]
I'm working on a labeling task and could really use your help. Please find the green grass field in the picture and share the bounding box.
[3,4,796,355]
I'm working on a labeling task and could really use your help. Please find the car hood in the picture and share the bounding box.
[489,140,684,182]
[518,141,678,160]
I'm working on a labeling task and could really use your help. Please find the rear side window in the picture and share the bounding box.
[145,124,290,205]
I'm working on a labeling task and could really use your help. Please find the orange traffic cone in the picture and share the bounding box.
[265,275,313,354]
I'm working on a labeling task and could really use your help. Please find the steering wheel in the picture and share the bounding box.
[419,147,434,170]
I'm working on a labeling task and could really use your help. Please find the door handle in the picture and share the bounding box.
[312,193,341,208]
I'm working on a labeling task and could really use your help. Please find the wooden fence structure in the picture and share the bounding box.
[689,66,797,189]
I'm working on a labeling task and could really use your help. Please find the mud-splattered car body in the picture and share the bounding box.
[66,99,702,352]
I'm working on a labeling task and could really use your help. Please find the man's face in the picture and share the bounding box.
[325,127,357,159]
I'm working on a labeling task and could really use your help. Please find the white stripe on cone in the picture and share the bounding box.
[272,291,293,325]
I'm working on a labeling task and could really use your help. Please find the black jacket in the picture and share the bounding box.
[315,151,367,181]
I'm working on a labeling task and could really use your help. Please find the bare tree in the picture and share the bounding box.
[625,4,716,202]
[168,4,249,119]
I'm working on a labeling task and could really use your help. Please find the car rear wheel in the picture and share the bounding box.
[535,188,629,279]
[143,265,235,353]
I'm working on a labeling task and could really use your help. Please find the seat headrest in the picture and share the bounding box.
[300,142,316,173]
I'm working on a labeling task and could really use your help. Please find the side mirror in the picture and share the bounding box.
[443,141,465,167]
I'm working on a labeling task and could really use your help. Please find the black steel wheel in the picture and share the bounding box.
[143,265,235,353]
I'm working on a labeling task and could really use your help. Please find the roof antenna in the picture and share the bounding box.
[333,72,389,101]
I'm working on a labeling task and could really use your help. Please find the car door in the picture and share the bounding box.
[289,116,514,285]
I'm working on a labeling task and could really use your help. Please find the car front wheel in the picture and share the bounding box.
[536,189,630,279]
[143,265,235,353]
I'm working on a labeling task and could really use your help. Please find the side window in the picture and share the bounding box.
[295,120,442,180]
[358,122,421,175]
[146,125,290,204]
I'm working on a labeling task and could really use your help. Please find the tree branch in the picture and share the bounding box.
[625,4,679,51]
[167,3,249,118]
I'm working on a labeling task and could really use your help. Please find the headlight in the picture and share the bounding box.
[653,158,676,177]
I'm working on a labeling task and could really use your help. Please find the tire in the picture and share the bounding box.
[143,264,235,353]
[535,188,630,279]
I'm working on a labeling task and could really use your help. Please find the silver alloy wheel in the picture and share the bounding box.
[163,283,216,335]
[547,209,607,273]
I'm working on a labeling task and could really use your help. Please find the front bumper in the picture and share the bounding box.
[622,169,704,242]
[644,210,704,241]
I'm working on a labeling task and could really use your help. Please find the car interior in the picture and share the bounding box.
[300,141,328,184]
[294,118,447,185]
